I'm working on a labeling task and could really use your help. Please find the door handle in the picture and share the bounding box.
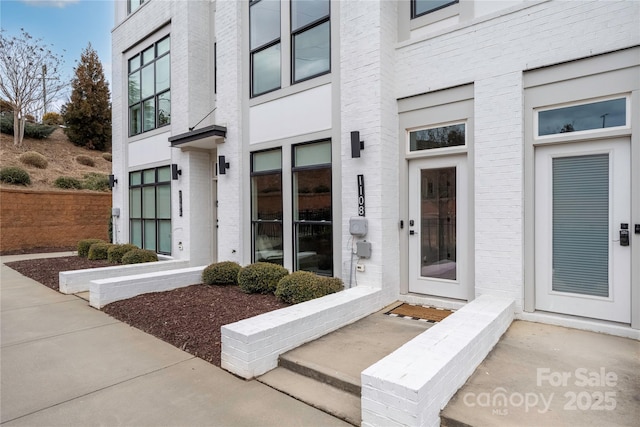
[409,230,416,236]
[620,223,629,246]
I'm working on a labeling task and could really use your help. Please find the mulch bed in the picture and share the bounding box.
[4,256,289,366]
[5,256,112,290]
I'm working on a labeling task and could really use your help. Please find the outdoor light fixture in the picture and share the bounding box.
[171,163,182,180]
[218,155,230,175]
[351,131,364,158]
[108,174,118,188]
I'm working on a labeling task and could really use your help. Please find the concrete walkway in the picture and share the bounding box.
[441,320,640,427]
[0,253,349,427]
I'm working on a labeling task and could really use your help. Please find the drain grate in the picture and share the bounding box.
[385,303,454,323]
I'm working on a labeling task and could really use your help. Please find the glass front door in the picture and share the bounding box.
[409,156,468,299]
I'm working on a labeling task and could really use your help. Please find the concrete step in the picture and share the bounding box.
[278,351,360,396]
[258,367,361,426]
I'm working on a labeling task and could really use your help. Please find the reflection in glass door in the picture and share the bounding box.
[408,155,468,300]
[420,168,456,280]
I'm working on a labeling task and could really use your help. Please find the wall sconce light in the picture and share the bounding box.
[171,163,182,180]
[218,155,230,175]
[351,131,364,158]
[108,174,118,188]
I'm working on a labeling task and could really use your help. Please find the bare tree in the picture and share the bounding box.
[0,29,67,146]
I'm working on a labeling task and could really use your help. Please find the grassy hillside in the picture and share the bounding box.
[0,128,112,191]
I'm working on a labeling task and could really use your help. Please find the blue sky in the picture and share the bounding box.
[0,0,113,111]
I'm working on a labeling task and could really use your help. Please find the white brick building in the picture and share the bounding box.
[112,0,639,370]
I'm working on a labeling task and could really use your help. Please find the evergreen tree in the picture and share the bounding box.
[63,44,111,151]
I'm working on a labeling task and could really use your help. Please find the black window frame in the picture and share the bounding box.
[290,0,331,84]
[250,148,284,265]
[128,35,171,137]
[411,0,458,19]
[250,0,282,98]
[291,140,333,276]
[129,166,172,255]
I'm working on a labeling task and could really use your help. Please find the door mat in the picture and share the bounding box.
[385,303,454,323]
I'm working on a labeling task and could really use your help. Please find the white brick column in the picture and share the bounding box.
[339,0,399,298]
[474,73,524,309]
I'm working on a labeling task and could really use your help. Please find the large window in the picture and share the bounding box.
[250,0,331,97]
[537,97,627,137]
[251,149,283,264]
[291,0,330,83]
[128,36,171,136]
[250,0,281,97]
[412,0,458,18]
[293,141,332,275]
[129,166,171,254]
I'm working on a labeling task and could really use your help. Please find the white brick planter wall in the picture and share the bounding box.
[221,286,388,379]
[89,266,206,309]
[59,259,190,294]
[361,295,515,427]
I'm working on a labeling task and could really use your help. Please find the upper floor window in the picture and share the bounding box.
[129,0,145,14]
[412,0,458,18]
[250,0,331,98]
[128,36,171,136]
[291,0,330,83]
[250,0,281,97]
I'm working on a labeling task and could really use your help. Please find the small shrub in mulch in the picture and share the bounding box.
[88,242,114,260]
[108,243,138,263]
[76,155,95,167]
[122,248,158,264]
[19,151,48,169]
[77,239,105,258]
[0,166,31,185]
[202,261,242,286]
[275,271,344,304]
[238,262,289,294]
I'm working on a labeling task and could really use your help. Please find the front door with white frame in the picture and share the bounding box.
[408,155,468,299]
[535,138,631,323]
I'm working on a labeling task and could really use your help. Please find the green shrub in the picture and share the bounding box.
[88,242,113,260]
[0,115,55,138]
[25,122,56,139]
[238,262,289,294]
[19,151,48,169]
[102,152,112,162]
[77,238,105,258]
[202,261,242,286]
[121,249,158,264]
[76,155,95,167]
[107,244,138,263]
[53,176,83,189]
[82,173,110,191]
[0,166,31,185]
[275,271,343,304]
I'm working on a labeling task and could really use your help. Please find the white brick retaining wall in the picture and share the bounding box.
[361,295,515,427]
[89,266,206,309]
[59,258,190,294]
[221,286,388,379]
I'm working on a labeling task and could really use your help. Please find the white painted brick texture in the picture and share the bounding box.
[361,295,515,427]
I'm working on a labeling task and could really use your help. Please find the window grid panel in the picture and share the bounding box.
[128,36,171,136]
[129,166,171,255]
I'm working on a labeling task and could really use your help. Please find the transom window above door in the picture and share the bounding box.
[409,122,466,152]
[536,96,628,138]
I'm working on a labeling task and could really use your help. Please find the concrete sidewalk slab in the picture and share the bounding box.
[3,357,349,427]
[1,322,194,423]
[441,320,640,427]
[0,283,76,311]
[1,298,118,346]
